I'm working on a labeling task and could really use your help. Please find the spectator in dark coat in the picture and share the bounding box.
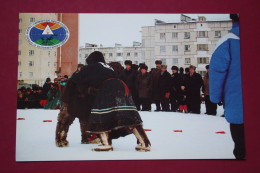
[203,65,217,115]
[158,65,171,112]
[43,78,52,99]
[170,66,181,112]
[136,65,152,111]
[120,60,139,110]
[17,93,25,109]
[150,60,162,111]
[186,65,203,114]
[182,67,190,111]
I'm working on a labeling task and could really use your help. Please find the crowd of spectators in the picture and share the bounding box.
[17,75,69,110]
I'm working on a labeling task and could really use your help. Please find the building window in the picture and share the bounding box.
[172,32,178,38]
[29,72,33,78]
[79,54,82,58]
[127,52,131,56]
[142,39,145,47]
[185,58,191,64]
[19,18,22,23]
[134,61,138,65]
[28,61,34,67]
[29,50,34,56]
[184,32,190,39]
[197,31,208,38]
[173,25,177,29]
[184,45,190,52]
[19,29,22,34]
[160,46,166,53]
[172,58,178,64]
[54,62,57,67]
[134,52,138,57]
[48,51,51,56]
[197,44,208,51]
[215,31,221,38]
[117,53,122,56]
[197,57,209,64]
[109,53,113,57]
[18,50,21,55]
[19,72,22,78]
[18,61,21,66]
[161,58,166,65]
[103,53,106,57]
[54,51,57,56]
[48,62,50,67]
[172,45,178,52]
[160,33,166,39]
[19,40,22,45]
[85,54,89,58]
[30,18,35,22]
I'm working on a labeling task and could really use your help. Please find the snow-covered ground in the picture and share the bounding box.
[16,104,235,161]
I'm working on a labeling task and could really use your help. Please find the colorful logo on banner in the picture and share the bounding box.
[25,19,70,49]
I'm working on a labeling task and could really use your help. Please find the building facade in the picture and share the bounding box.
[143,15,232,76]
[18,13,78,87]
[79,43,144,66]
[18,13,58,86]
[79,15,232,76]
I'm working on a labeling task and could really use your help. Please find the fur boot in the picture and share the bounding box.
[80,122,101,144]
[55,104,75,147]
[132,125,151,152]
[92,132,113,151]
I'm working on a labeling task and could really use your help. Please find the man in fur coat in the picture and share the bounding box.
[56,51,151,152]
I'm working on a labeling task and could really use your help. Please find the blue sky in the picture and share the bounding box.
[79,14,230,47]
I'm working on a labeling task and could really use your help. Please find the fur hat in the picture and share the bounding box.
[139,63,146,68]
[189,65,196,70]
[161,64,167,69]
[140,65,148,71]
[132,64,139,71]
[171,66,179,71]
[206,65,209,69]
[230,14,239,22]
[185,67,190,73]
[86,51,105,65]
[155,60,162,65]
[124,60,132,66]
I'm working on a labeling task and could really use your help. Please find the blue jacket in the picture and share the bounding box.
[209,22,243,124]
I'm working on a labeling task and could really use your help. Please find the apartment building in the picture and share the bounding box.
[79,15,232,77]
[18,13,78,86]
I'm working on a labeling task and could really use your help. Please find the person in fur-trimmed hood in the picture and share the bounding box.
[57,51,151,152]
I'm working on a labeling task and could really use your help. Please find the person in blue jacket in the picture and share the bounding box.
[209,14,245,159]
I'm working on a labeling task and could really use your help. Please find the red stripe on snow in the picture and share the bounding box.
[43,120,52,122]
[17,118,25,120]
[216,131,226,134]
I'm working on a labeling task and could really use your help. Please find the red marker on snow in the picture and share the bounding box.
[144,129,152,131]
[173,130,183,132]
[216,131,226,134]
[17,118,25,120]
[43,120,52,122]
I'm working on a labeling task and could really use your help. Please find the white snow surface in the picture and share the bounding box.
[16,104,235,161]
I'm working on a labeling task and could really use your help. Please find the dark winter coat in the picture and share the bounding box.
[186,72,203,107]
[120,69,138,97]
[158,70,172,98]
[42,82,51,99]
[136,72,152,99]
[170,72,181,99]
[150,68,161,100]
